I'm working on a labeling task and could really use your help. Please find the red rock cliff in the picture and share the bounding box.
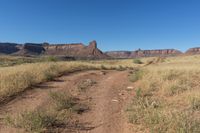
[105,51,132,58]
[185,47,200,55]
[130,49,182,57]
[106,49,182,58]
[44,40,108,59]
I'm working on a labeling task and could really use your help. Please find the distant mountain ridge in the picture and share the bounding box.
[0,40,108,59]
[0,40,200,59]
[105,49,182,58]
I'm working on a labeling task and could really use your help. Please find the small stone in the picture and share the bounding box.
[127,86,134,90]
[119,93,124,96]
[112,99,119,102]
[100,71,106,75]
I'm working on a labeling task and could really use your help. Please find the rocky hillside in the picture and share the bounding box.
[0,41,108,59]
[1,41,200,58]
[105,51,132,58]
[44,41,108,59]
[185,47,200,55]
[130,49,182,57]
[106,49,182,58]
[0,43,20,54]
[14,43,46,55]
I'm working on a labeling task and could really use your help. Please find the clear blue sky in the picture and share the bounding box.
[0,0,200,52]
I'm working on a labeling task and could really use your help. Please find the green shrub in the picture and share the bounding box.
[47,56,57,62]
[133,59,143,64]
[116,65,126,71]
[49,91,76,111]
[190,97,200,110]
[129,69,143,82]
[100,65,108,70]
[135,88,142,98]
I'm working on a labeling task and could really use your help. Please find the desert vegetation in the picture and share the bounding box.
[127,56,200,132]
[0,57,142,102]
[1,55,200,132]
[5,109,64,132]
[133,59,143,64]
[5,91,75,132]
[0,55,54,67]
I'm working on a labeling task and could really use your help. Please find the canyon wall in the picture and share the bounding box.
[185,47,200,55]
[105,51,132,58]
[1,41,200,59]
[43,40,107,59]
[0,41,108,59]
[105,49,183,58]
[130,49,182,57]
[0,43,20,54]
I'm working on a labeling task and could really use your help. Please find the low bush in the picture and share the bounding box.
[116,65,126,71]
[49,91,76,111]
[5,110,63,133]
[77,79,96,91]
[190,96,200,111]
[133,59,143,64]
[129,69,143,82]
[49,91,89,114]
[46,56,58,62]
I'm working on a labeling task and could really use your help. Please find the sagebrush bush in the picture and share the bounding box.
[5,110,61,133]
[49,91,76,111]
[46,56,57,62]
[49,91,89,114]
[129,69,143,82]
[77,79,96,91]
[190,96,200,111]
[133,59,143,64]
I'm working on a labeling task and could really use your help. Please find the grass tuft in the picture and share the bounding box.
[129,69,143,82]
[77,79,96,91]
[5,110,64,133]
[49,91,76,111]
[133,59,143,64]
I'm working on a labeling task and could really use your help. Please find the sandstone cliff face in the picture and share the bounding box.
[130,49,182,57]
[105,51,131,58]
[0,40,107,59]
[0,41,190,59]
[106,49,182,58]
[44,41,107,59]
[80,41,107,58]
[0,43,20,54]
[24,43,45,54]
[44,43,85,55]
[15,43,45,55]
[0,43,45,55]
[185,47,200,54]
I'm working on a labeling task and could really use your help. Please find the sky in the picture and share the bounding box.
[0,0,200,52]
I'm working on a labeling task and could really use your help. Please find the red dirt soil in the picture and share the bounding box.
[0,70,135,133]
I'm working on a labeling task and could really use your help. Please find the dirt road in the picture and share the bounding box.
[0,70,135,133]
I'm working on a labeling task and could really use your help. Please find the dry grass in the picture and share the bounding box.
[0,59,139,102]
[5,108,68,133]
[5,89,81,132]
[127,55,200,132]
[77,79,96,91]
[0,62,95,100]
[49,91,76,111]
